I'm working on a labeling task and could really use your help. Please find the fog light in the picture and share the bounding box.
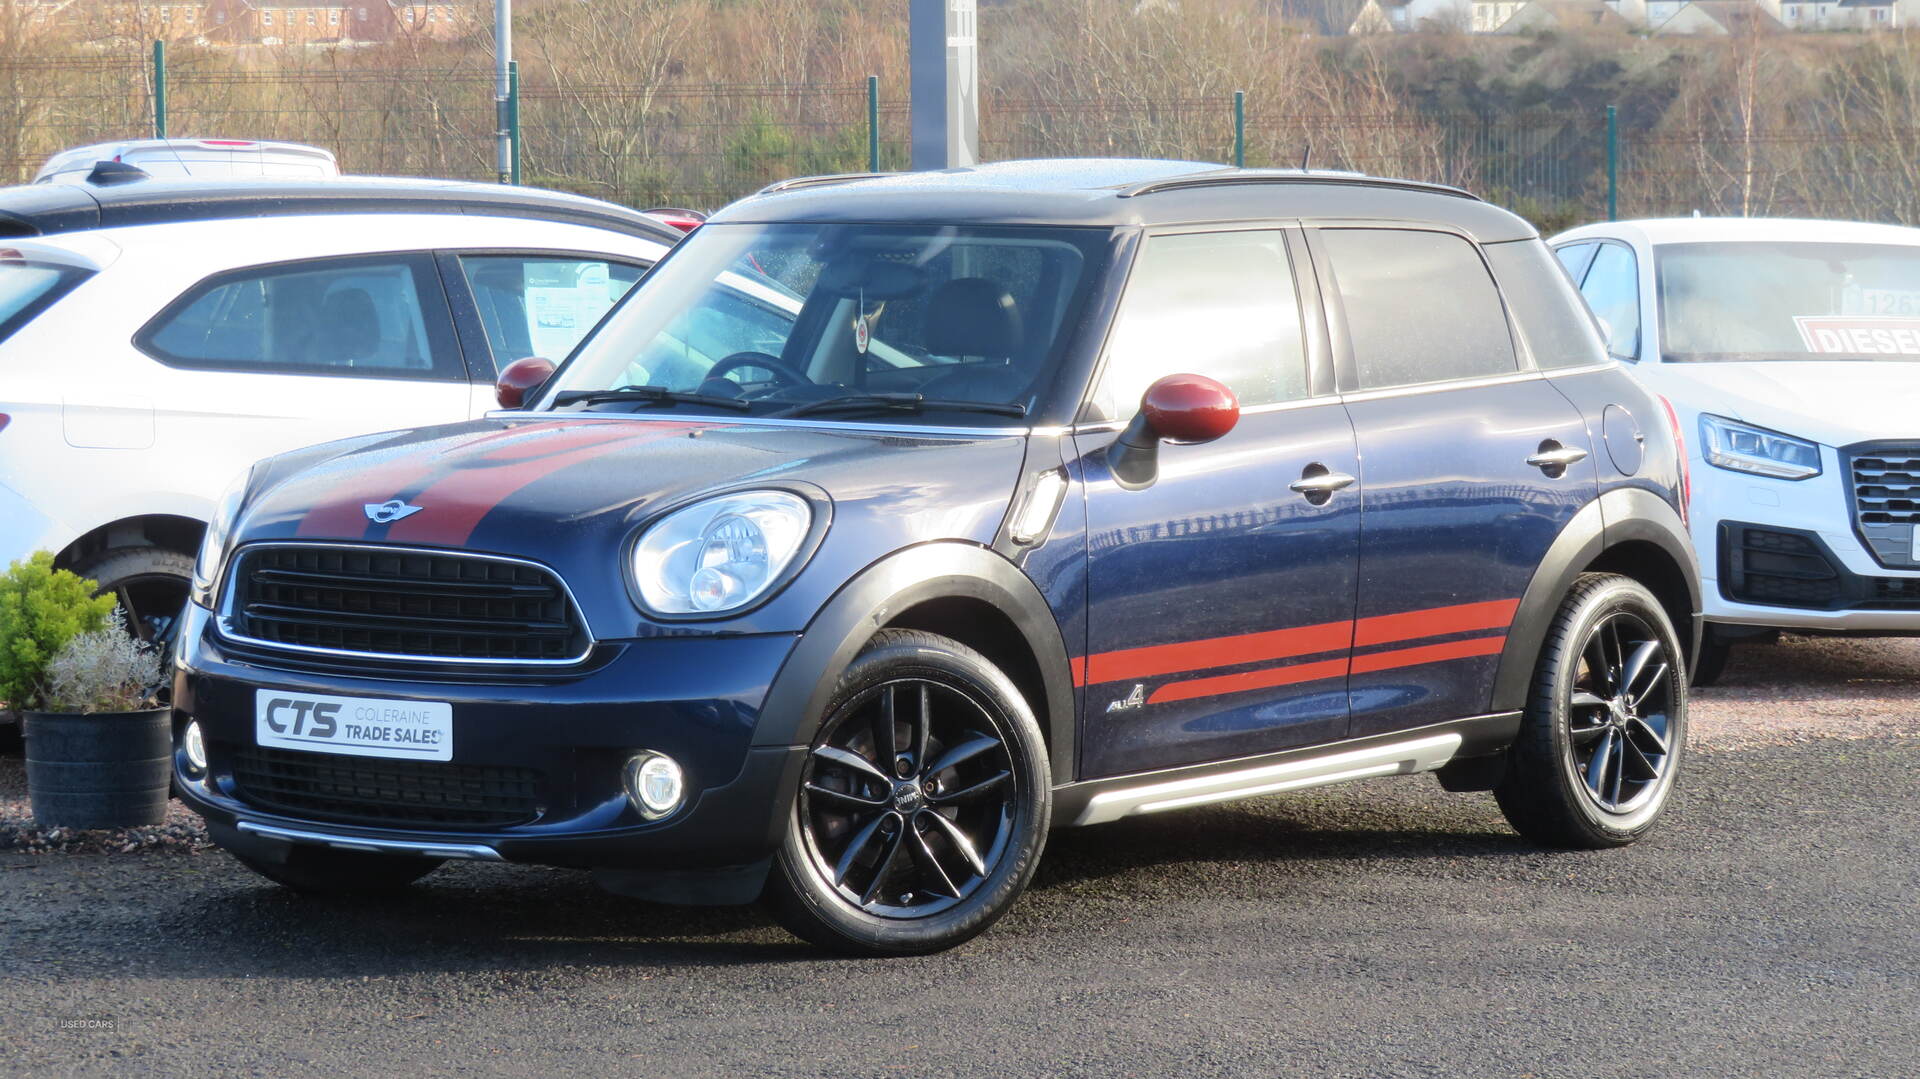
[182,721,208,773]
[623,752,684,819]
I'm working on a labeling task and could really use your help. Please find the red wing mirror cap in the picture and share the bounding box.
[1141,373,1240,444]
[496,357,556,409]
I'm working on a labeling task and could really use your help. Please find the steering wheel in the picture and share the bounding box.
[706,350,811,388]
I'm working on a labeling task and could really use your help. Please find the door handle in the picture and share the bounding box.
[1289,466,1356,506]
[1526,442,1589,478]
[1289,472,1357,494]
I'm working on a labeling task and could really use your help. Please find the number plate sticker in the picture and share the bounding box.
[255,690,453,762]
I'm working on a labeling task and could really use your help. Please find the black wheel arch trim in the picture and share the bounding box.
[1491,487,1701,715]
[754,541,1078,787]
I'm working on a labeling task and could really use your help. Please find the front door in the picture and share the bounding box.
[1312,226,1599,738]
[1074,227,1361,778]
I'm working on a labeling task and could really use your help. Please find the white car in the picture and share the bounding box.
[1550,217,1920,681]
[0,175,680,647]
[35,139,339,184]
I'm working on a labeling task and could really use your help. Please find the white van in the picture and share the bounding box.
[34,139,339,184]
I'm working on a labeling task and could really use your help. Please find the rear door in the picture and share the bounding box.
[1073,226,1360,778]
[1312,225,1598,738]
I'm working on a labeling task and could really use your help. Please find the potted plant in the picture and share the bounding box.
[0,552,170,830]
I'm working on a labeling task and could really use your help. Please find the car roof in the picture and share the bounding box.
[707,158,1536,242]
[1556,216,1920,248]
[0,175,684,245]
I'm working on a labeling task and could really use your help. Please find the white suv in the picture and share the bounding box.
[0,175,679,646]
[1550,217,1920,681]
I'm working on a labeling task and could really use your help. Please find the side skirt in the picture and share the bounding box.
[1052,712,1521,828]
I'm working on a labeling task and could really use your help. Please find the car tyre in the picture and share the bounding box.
[71,546,195,649]
[764,629,1050,956]
[228,846,445,894]
[1495,573,1687,850]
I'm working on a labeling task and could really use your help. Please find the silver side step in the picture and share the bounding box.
[1070,732,1463,826]
[237,820,504,862]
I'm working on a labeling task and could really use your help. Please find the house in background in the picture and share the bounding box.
[24,0,475,46]
[1493,0,1634,31]
[1652,0,1787,32]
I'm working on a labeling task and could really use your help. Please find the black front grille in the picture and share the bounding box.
[229,546,587,664]
[231,746,542,828]
[1721,524,1843,608]
[1720,521,1920,611]
[1849,445,1920,569]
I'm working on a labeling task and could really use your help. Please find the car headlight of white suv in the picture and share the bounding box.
[1698,414,1822,481]
[629,490,817,617]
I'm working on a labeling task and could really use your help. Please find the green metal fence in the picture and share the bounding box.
[6,47,1920,229]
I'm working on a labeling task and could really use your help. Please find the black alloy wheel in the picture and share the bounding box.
[1496,572,1688,849]
[765,630,1050,955]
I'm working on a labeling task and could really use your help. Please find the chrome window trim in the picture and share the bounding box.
[1068,394,1333,436]
[215,541,597,668]
[486,409,1033,438]
[1335,368,1544,405]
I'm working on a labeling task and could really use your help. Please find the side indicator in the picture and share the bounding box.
[1010,469,1068,546]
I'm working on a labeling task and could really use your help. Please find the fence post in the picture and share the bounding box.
[868,75,881,173]
[152,40,167,140]
[508,60,521,186]
[1232,90,1245,168]
[1606,104,1618,222]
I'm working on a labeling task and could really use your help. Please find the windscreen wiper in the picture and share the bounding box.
[775,393,1029,419]
[551,385,752,412]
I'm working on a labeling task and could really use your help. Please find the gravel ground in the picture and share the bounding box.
[0,635,1915,1078]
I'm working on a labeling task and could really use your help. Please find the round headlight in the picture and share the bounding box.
[630,490,814,617]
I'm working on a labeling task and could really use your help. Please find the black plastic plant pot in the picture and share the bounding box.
[23,709,171,830]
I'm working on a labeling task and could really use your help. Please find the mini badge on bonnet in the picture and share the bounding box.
[363,499,423,524]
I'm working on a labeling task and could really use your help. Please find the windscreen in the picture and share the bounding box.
[544,222,1111,426]
[1658,241,1920,362]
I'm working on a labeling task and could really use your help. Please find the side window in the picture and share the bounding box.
[1091,229,1308,422]
[1554,242,1598,285]
[1321,228,1518,391]
[1580,243,1642,361]
[138,254,460,380]
[1484,239,1610,370]
[458,255,646,374]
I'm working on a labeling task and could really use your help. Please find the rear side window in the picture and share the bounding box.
[136,253,461,380]
[457,255,646,374]
[0,260,91,345]
[1090,229,1309,421]
[1321,228,1518,391]
[1485,239,1610,370]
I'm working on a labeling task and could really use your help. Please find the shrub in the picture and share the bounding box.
[0,552,117,712]
[40,607,163,714]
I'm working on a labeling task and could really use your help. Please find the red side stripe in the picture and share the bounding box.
[1348,634,1506,674]
[1147,657,1349,705]
[1351,599,1520,648]
[1079,618,1351,687]
[384,422,696,547]
[1143,634,1508,706]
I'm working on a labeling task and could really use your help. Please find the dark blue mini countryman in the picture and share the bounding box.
[174,160,1701,955]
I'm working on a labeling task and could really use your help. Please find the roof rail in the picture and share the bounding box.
[1118,168,1479,202]
[756,172,890,195]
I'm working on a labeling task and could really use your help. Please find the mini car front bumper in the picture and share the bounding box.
[171,602,807,878]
